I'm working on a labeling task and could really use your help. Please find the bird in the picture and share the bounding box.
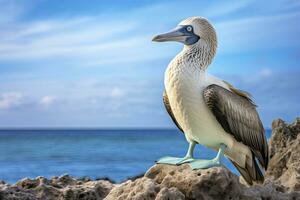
[152,17,269,185]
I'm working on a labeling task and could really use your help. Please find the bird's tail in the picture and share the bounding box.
[230,151,264,185]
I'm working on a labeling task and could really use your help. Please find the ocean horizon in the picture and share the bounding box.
[0,129,272,183]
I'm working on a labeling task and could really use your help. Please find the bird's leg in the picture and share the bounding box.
[189,143,226,169]
[156,141,196,165]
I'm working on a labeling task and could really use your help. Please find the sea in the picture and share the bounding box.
[0,129,272,183]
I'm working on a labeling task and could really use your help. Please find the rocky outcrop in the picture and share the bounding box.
[0,175,113,200]
[1,118,300,200]
[106,165,241,200]
[266,117,300,191]
[105,164,299,200]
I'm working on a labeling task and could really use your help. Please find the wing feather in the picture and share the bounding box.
[203,84,269,169]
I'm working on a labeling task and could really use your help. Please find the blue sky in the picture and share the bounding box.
[0,0,299,128]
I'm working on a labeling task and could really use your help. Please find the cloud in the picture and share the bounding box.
[39,96,55,107]
[216,11,300,54]
[238,68,273,83]
[258,68,272,78]
[0,92,23,109]
[110,87,124,98]
[0,0,298,66]
[0,17,139,60]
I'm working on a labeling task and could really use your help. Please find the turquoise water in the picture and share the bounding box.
[0,129,271,183]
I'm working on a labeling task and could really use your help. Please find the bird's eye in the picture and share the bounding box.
[186,26,192,32]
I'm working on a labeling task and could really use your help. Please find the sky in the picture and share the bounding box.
[0,0,299,128]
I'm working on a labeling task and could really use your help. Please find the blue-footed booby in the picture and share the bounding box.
[152,17,269,185]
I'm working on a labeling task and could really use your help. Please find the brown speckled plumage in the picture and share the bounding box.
[203,84,269,184]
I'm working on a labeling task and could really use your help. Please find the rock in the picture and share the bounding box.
[145,165,243,199]
[105,164,299,200]
[0,175,114,200]
[124,173,145,182]
[266,118,300,191]
[155,187,185,200]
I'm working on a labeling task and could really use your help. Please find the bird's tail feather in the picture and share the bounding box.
[230,151,264,185]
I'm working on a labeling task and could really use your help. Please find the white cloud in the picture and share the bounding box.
[0,92,23,109]
[0,17,138,60]
[0,0,298,65]
[241,68,273,83]
[39,96,55,107]
[110,87,124,98]
[205,0,254,18]
[216,11,300,54]
[259,68,272,78]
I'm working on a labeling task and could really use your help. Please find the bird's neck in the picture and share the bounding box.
[174,43,215,72]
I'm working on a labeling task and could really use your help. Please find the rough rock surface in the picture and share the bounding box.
[1,118,300,200]
[105,164,299,200]
[266,117,300,191]
[0,175,113,200]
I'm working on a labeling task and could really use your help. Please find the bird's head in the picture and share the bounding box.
[152,17,217,67]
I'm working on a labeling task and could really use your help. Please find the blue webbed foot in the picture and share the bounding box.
[189,143,226,169]
[189,158,222,169]
[156,156,195,165]
[156,141,196,165]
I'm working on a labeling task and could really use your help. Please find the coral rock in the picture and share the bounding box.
[266,118,300,191]
[0,175,113,200]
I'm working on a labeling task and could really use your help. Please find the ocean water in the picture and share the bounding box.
[0,129,271,183]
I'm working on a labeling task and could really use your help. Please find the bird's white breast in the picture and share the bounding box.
[164,57,233,148]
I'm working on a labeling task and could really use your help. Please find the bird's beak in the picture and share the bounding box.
[152,26,188,43]
[152,26,200,45]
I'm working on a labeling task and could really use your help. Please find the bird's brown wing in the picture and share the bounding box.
[203,84,269,185]
[163,90,183,133]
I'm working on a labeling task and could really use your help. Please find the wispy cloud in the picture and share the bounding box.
[216,11,300,54]
[0,92,24,110]
[1,0,298,65]
[39,96,56,107]
[0,16,139,60]
[110,87,125,98]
